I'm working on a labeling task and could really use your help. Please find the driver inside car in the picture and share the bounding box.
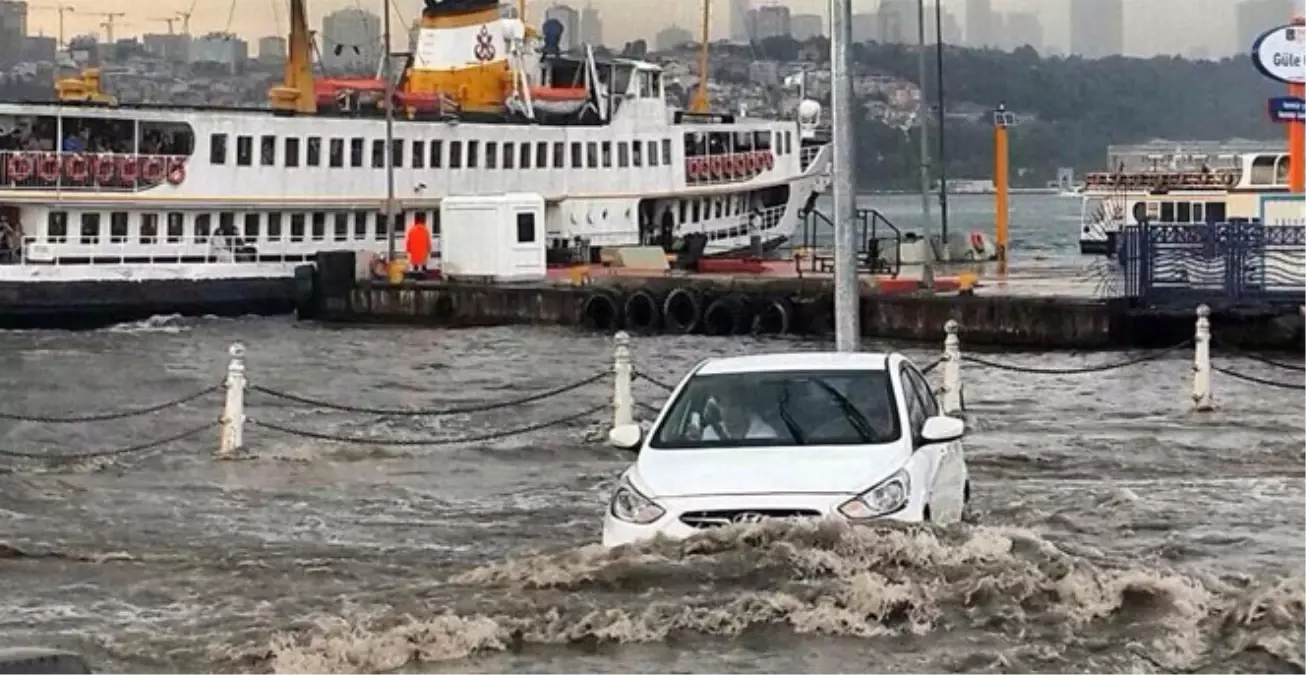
[701,386,778,441]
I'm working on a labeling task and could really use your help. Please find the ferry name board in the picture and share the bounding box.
[1251,24,1305,84]
[1268,96,1306,122]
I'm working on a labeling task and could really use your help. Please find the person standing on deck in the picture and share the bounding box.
[405,214,432,274]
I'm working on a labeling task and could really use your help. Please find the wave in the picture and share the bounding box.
[256,520,1304,674]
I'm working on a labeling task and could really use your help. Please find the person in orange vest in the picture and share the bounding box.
[405,214,431,274]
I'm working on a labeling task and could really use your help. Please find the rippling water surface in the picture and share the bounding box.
[0,310,1302,674]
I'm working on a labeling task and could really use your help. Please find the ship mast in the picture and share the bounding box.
[268,0,317,114]
[382,0,397,264]
[688,0,710,113]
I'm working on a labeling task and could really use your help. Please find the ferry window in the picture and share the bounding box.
[350,138,364,167]
[516,212,536,243]
[289,213,305,242]
[1132,201,1148,223]
[449,141,462,169]
[267,213,283,241]
[219,212,236,241]
[166,213,184,243]
[307,137,322,166]
[536,141,547,168]
[244,213,261,239]
[1160,202,1175,222]
[601,141,612,168]
[376,213,389,240]
[773,131,782,153]
[329,138,344,167]
[209,134,227,165]
[503,142,515,169]
[79,213,101,245]
[260,136,276,166]
[486,142,499,169]
[391,212,407,240]
[430,140,443,168]
[140,213,159,244]
[570,142,582,168]
[678,201,686,224]
[735,132,753,152]
[1276,156,1291,184]
[755,131,770,150]
[662,139,672,164]
[587,142,598,168]
[632,140,642,167]
[47,211,68,243]
[391,139,404,168]
[311,213,326,241]
[1176,202,1192,222]
[195,214,211,243]
[1207,202,1227,222]
[1192,202,1205,223]
[353,211,368,239]
[333,213,348,241]
[649,140,658,166]
[140,121,194,156]
[412,140,425,169]
[552,142,564,168]
[429,210,441,235]
[372,140,385,168]
[109,212,128,244]
[284,137,300,168]
[784,132,792,154]
[618,142,629,168]
[519,142,531,169]
[236,136,252,166]
[467,141,479,168]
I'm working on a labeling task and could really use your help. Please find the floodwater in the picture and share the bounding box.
[1,312,1303,674]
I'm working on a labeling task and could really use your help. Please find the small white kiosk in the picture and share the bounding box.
[439,193,547,282]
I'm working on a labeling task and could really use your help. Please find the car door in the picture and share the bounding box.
[898,364,942,519]
[905,365,965,523]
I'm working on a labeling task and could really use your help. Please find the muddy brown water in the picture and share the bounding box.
[0,315,1301,673]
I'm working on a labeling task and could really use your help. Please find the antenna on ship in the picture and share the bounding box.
[688,0,710,113]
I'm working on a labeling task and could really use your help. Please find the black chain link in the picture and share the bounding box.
[248,371,609,416]
[248,402,609,446]
[634,370,676,392]
[636,400,664,414]
[1235,352,1306,372]
[1210,364,1306,390]
[961,340,1191,375]
[0,421,217,460]
[0,384,222,424]
[920,357,945,374]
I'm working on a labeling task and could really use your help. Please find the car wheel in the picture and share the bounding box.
[921,505,932,523]
[961,480,978,523]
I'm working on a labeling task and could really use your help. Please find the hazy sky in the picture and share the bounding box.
[25,0,1258,58]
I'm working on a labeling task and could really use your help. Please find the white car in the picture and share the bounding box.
[602,351,970,548]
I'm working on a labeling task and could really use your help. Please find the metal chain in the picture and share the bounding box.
[0,384,222,424]
[0,421,217,460]
[1210,364,1306,390]
[248,401,609,446]
[920,357,944,374]
[1234,352,1306,372]
[636,400,663,414]
[961,340,1191,375]
[247,371,609,416]
[634,370,676,392]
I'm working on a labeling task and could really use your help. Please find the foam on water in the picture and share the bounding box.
[260,520,1305,674]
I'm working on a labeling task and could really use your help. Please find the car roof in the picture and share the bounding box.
[694,352,894,376]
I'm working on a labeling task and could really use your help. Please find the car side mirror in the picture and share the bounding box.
[919,415,965,444]
[607,423,643,452]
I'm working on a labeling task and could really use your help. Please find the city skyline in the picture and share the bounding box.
[11,0,1306,60]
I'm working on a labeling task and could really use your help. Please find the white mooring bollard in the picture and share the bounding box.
[941,319,963,415]
[1192,304,1213,412]
[218,343,247,459]
[610,331,635,434]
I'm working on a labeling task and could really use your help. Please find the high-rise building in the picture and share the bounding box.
[544,4,580,51]
[729,0,751,42]
[190,32,247,73]
[143,33,191,62]
[321,8,382,74]
[0,1,28,67]
[580,3,602,48]
[655,24,694,51]
[1236,0,1296,51]
[965,0,992,48]
[878,0,916,44]
[1003,12,1043,52]
[1069,0,1124,58]
[258,36,287,63]
[753,5,791,40]
[790,13,823,41]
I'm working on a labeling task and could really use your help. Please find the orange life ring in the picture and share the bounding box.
[710,155,722,177]
[749,152,760,173]
[118,155,140,183]
[142,156,165,182]
[764,152,774,170]
[166,158,186,185]
[734,154,745,176]
[64,153,88,181]
[93,154,116,184]
[7,153,33,181]
[1223,173,1237,187]
[37,153,60,181]
[969,230,985,252]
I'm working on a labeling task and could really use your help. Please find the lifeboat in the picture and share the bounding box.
[313,77,386,107]
[530,86,589,115]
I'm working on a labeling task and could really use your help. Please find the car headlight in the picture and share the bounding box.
[837,469,911,519]
[609,481,665,525]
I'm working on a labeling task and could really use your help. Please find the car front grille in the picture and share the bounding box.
[679,508,823,529]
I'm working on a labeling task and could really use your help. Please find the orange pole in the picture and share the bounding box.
[993,108,1009,270]
[1289,16,1305,194]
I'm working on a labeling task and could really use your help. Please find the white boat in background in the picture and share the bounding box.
[0,0,832,328]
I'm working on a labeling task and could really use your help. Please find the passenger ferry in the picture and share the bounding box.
[1077,150,1295,255]
[0,0,832,327]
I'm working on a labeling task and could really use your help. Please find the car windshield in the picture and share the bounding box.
[649,369,901,449]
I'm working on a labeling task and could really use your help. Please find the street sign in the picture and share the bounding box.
[1251,24,1306,84]
[1269,96,1306,123]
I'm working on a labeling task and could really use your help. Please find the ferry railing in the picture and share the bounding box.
[13,235,345,267]
[0,150,191,193]
[799,145,824,172]
[798,207,902,278]
[699,204,788,255]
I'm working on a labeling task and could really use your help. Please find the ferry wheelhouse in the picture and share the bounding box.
[0,0,832,326]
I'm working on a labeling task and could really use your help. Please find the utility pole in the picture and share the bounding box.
[831,0,860,351]
[915,0,935,289]
[689,0,710,113]
[382,0,398,265]
[98,11,126,44]
[933,0,949,240]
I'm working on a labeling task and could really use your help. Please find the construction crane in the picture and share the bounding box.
[154,16,178,34]
[176,9,194,36]
[98,11,126,43]
[33,3,75,48]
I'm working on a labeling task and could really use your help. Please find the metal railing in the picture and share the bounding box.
[797,207,903,278]
[699,203,787,254]
[799,144,825,172]
[0,150,191,192]
[13,234,355,267]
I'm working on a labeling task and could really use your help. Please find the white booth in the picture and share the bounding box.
[439,193,547,282]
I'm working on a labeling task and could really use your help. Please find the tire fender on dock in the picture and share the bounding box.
[622,288,663,334]
[581,289,624,332]
[662,287,704,334]
[293,264,318,321]
[702,293,752,336]
[751,296,795,335]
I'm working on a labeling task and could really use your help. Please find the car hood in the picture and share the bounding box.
[634,444,910,498]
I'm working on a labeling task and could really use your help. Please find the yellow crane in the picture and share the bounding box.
[153,16,178,34]
[688,0,711,113]
[32,3,75,48]
[97,11,126,43]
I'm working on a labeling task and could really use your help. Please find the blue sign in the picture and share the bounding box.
[1268,96,1306,123]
